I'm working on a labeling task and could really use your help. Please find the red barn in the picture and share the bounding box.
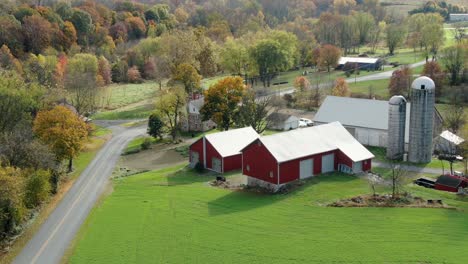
[189,127,259,173]
[435,175,468,193]
[241,122,374,190]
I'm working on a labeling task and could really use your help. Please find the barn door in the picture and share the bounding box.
[353,161,363,173]
[321,154,335,174]
[190,151,199,168]
[300,159,314,179]
[212,157,222,173]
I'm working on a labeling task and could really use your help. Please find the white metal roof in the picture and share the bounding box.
[314,96,412,142]
[205,127,259,157]
[259,122,374,163]
[338,57,380,65]
[440,130,465,145]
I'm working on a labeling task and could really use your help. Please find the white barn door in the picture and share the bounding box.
[321,154,335,173]
[212,157,222,173]
[353,161,363,173]
[300,159,314,179]
[190,151,199,167]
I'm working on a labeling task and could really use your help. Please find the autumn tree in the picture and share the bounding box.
[422,61,444,96]
[0,15,24,56]
[127,66,142,83]
[125,17,147,40]
[155,86,187,140]
[22,15,53,54]
[171,63,201,94]
[331,77,350,97]
[318,44,341,72]
[388,66,412,97]
[98,56,112,85]
[294,76,311,92]
[33,106,89,172]
[386,24,406,55]
[201,77,246,131]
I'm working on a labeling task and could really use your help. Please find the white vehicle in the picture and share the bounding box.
[300,118,314,127]
[298,120,307,128]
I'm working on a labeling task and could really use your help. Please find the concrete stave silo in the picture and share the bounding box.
[408,76,436,163]
[387,95,407,160]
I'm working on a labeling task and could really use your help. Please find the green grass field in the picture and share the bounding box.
[93,103,154,120]
[70,165,468,263]
[98,82,159,110]
[349,79,390,98]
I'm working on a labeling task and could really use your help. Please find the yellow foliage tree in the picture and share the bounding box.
[200,76,246,130]
[33,106,89,172]
[332,77,350,97]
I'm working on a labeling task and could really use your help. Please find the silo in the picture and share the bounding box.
[408,76,436,163]
[387,95,407,160]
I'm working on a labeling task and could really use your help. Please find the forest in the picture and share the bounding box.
[0,0,467,253]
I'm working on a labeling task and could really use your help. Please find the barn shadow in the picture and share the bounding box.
[207,173,360,216]
[207,190,288,216]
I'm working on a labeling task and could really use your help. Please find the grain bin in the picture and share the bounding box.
[387,95,407,160]
[408,76,435,163]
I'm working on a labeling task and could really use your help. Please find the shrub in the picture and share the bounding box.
[141,138,152,150]
[24,170,51,208]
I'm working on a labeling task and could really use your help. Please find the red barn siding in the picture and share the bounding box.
[279,150,336,184]
[205,139,222,171]
[223,154,242,172]
[242,140,278,184]
[336,150,353,169]
[435,184,459,193]
[363,159,372,171]
[189,138,204,165]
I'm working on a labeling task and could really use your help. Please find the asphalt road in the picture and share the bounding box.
[13,125,146,264]
[260,60,427,99]
[345,60,427,83]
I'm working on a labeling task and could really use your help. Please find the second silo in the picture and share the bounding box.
[387,95,407,160]
[408,76,436,163]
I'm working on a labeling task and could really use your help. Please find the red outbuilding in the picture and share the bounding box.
[435,175,468,193]
[241,122,374,190]
[189,127,259,173]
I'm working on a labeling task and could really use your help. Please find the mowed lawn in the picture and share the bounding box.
[70,166,468,263]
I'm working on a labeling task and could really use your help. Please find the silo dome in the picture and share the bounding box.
[411,76,435,91]
[389,95,407,105]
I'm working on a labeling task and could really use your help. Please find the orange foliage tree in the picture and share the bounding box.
[200,76,246,131]
[33,106,89,172]
[318,44,341,72]
[294,76,311,92]
[332,77,350,97]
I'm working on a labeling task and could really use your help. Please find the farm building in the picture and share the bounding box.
[336,57,383,71]
[189,127,259,173]
[449,14,468,22]
[435,175,468,193]
[434,130,465,155]
[266,112,300,131]
[181,96,216,132]
[313,96,443,148]
[242,122,374,190]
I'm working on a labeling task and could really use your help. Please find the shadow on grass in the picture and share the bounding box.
[208,172,359,216]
